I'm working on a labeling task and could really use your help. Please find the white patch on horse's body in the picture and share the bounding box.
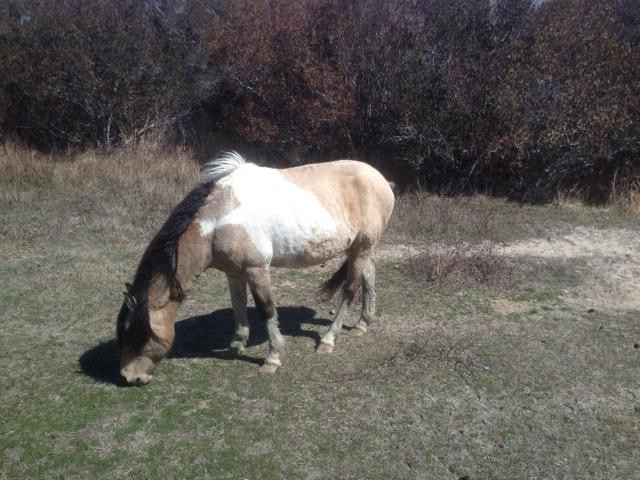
[119,151,395,383]
[198,163,343,267]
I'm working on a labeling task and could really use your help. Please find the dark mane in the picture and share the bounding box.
[117,180,215,353]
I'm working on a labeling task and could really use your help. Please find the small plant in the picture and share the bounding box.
[402,240,508,289]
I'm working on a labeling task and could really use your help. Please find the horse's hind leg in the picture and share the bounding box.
[352,258,375,336]
[317,252,368,354]
[246,267,284,373]
[227,274,249,354]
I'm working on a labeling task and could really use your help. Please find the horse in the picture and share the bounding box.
[117,152,395,385]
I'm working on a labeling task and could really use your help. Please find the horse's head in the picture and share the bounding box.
[116,283,175,386]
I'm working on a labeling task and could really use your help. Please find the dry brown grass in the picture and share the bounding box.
[385,190,503,245]
[617,179,640,215]
[402,241,508,289]
[560,174,640,216]
[2,144,639,479]
[387,190,509,288]
[0,141,201,260]
[0,141,198,206]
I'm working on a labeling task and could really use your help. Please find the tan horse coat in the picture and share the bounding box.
[118,153,394,385]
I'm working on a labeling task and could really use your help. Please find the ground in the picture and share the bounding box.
[1,150,638,479]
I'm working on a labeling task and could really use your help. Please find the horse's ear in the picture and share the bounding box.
[123,291,136,310]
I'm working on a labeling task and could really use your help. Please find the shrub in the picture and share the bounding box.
[0,0,214,150]
[1,0,638,201]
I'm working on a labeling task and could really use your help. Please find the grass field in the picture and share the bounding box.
[1,145,639,479]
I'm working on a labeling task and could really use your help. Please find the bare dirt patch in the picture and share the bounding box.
[380,225,640,312]
[503,226,640,311]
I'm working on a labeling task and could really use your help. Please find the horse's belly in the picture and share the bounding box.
[270,230,351,268]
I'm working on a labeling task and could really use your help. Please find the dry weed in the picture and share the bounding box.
[385,191,502,245]
[388,190,510,288]
[618,179,640,215]
[402,241,508,289]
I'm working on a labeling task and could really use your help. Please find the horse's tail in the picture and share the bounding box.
[201,151,246,183]
[318,260,348,300]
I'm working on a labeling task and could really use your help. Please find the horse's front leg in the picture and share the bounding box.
[227,274,249,354]
[246,267,284,373]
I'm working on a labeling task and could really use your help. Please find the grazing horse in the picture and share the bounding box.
[117,152,394,385]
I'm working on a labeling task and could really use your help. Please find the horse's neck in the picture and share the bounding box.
[146,275,175,310]
[174,221,213,295]
[146,286,179,348]
[145,220,212,311]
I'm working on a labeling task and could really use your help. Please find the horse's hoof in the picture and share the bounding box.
[316,342,334,354]
[258,363,279,374]
[229,341,245,355]
[351,326,366,337]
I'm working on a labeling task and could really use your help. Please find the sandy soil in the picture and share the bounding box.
[503,226,640,312]
[379,226,640,312]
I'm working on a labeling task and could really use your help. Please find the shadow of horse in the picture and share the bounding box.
[78,306,329,385]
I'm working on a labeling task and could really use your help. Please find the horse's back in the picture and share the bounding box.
[198,159,394,268]
[279,160,395,244]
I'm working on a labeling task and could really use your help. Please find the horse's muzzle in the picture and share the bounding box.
[120,368,153,386]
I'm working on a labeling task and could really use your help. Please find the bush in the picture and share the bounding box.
[0,0,214,150]
[1,0,638,201]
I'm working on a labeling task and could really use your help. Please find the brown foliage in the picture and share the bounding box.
[204,0,356,161]
[0,0,213,149]
[0,0,638,201]
[490,0,640,200]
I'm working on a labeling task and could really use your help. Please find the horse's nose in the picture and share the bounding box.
[123,375,147,387]
[120,366,152,386]
[123,373,152,386]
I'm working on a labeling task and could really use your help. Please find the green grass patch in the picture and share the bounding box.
[1,154,639,479]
